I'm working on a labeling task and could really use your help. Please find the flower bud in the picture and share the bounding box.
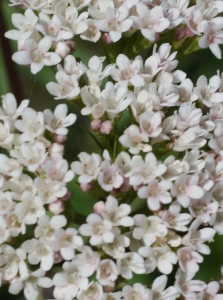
[54,134,67,144]
[48,143,64,155]
[80,182,92,192]
[174,27,186,41]
[102,33,113,44]
[103,282,115,293]
[91,119,101,131]
[94,201,105,214]
[61,191,72,201]
[55,41,75,58]
[100,120,113,134]
[54,251,63,264]
[49,200,64,215]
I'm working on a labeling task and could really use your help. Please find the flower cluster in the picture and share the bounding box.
[3,0,223,300]
[5,0,223,75]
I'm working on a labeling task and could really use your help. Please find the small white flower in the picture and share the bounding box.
[79,213,114,245]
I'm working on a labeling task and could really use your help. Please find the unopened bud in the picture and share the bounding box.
[54,251,63,264]
[49,200,64,215]
[103,282,115,292]
[102,33,113,44]
[49,143,64,155]
[54,134,67,144]
[174,27,186,41]
[55,41,75,58]
[80,182,92,192]
[94,201,105,214]
[61,191,72,201]
[91,119,101,131]
[100,120,113,134]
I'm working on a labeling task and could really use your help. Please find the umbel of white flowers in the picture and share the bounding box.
[2,0,223,300]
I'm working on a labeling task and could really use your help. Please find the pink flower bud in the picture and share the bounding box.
[55,41,75,58]
[185,27,195,37]
[54,251,63,264]
[91,119,101,131]
[216,155,223,162]
[174,27,186,41]
[157,110,165,119]
[61,191,72,201]
[54,134,67,144]
[100,120,113,134]
[80,182,92,192]
[120,178,131,192]
[103,282,115,292]
[133,183,144,191]
[102,33,113,44]
[49,200,64,215]
[158,210,165,218]
[94,201,105,214]
[48,143,64,155]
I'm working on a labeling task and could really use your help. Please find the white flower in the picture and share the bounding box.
[117,252,145,279]
[138,180,172,211]
[12,36,61,74]
[96,259,119,286]
[0,93,29,129]
[34,177,67,204]
[151,275,180,300]
[64,6,88,34]
[53,228,83,260]
[119,124,151,154]
[36,13,73,42]
[15,107,44,141]
[177,247,203,273]
[182,218,216,254]
[79,213,114,245]
[100,195,134,227]
[81,85,105,118]
[102,232,130,259]
[161,201,192,231]
[127,153,167,186]
[86,56,115,86]
[98,160,123,192]
[5,9,38,40]
[44,104,76,135]
[133,215,168,246]
[10,142,47,172]
[110,54,145,87]
[176,102,202,131]
[22,238,54,271]
[0,154,22,178]
[34,214,67,241]
[46,71,81,100]
[101,82,132,119]
[72,246,100,277]
[171,174,204,208]
[97,5,133,42]
[42,154,74,183]
[174,268,206,298]
[139,245,177,274]
[139,111,162,138]
[199,22,223,59]
[195,74,223,107]
[53,259,89,300]
[132,3,170,41]
[0,245,28,281]
[77,281,103,300]
[71,152,101,184]
[14,191,45,225]
[122,283,152,300]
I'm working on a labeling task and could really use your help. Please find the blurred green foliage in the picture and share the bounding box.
[1,0,223,299]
